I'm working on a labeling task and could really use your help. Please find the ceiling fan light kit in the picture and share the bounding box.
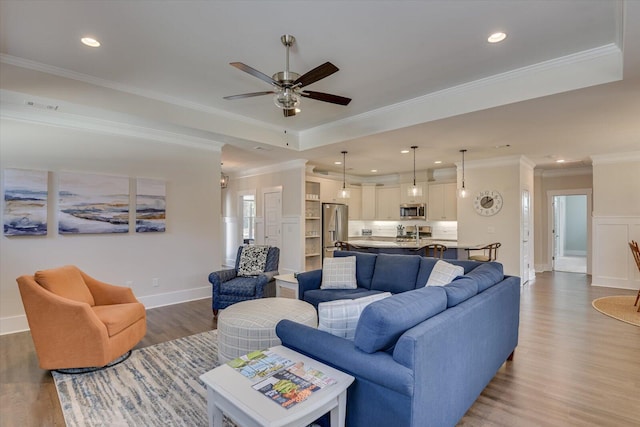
[225,34,351,117]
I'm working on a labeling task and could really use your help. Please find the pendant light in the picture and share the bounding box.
[458,149,468,198]
[337,151,350,199]
[408,146,423,197]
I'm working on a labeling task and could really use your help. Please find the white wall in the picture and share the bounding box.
[590,152,640,290]
[0,118,222,334]
[457,156,533,280]
[222,161,306,274]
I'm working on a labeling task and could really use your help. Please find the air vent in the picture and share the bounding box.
[25,101,59,111]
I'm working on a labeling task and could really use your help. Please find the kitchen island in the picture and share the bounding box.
[344,238,481,259]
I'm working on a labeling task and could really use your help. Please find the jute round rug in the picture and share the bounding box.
[592,296,640,326]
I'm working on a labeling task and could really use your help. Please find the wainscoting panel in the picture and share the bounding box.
[281,215,303,274]
[592,216,640,290]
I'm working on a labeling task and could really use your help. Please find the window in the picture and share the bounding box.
[242,195,255,242]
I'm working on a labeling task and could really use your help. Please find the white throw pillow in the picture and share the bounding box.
[426,260,464,286]
[237,245,270,276]
[321,256,357,289]
[318,292,392,340]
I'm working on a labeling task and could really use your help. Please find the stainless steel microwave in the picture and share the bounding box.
[400,203,426,220]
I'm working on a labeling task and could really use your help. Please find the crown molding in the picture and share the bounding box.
[232,159,307,179]
[590,151,640,164]
[299,43,622,150]
[0,53,291,139]
[539,166,593,178]
[0,97,223,152]
[458,155,530,170]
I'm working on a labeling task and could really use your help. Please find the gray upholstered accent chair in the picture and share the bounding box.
[208,246,280,316]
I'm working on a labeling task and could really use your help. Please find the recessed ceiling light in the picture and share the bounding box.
[434,160,442,164]
[370,169,378,173]
[556,159,565,163]
[487,32,507,43]
[81,37,101,47]
[334,161,342,165]
[400,150,410,154]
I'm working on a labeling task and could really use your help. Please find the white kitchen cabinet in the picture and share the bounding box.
[400,182,427,204]
[346,187,362,219]
[376,186,400,220]
[361,184,377,220]
[428,182,457,221]
[320,179,342,203]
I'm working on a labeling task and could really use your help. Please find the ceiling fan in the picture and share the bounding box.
[224,34,351,117]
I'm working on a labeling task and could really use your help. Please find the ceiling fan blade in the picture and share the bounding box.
[283,108,297,117]
[230,62,280,87]
[301,90,352,106]
[294,62,339,88]
[224,91,275,100]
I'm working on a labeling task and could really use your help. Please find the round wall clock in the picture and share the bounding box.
[473,190,503,216]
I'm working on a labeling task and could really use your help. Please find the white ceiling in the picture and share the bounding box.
[1,0,639,177]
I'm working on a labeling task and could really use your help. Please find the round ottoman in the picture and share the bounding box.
[217,298,317,363]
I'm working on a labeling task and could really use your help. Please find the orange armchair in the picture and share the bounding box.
[17,265,146,370]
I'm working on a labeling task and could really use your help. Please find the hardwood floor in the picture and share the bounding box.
[1,273,638,426]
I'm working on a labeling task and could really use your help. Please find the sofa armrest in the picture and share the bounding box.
[210,268,237,284]
[80,272,140,305]
[208,269,238,303]
[276,319,413,397]
[262,270,279,283]
[296,269,322,300]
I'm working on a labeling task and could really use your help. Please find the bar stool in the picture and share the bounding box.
[628,240,640,312]
[466,242,501,262]
[424,243,447,259]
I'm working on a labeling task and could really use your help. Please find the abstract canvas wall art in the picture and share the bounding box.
[3,169,48,236]
[58,172,129,234]
[136,178,166,232]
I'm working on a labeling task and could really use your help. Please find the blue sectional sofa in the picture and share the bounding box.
[297,251,486,307]
[276,251,520,427]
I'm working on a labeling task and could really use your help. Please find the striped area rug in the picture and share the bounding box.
[53,330,219,426]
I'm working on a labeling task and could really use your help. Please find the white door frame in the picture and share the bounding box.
[547,189,592,273]
[237,189,256,245]
[262,186,282,248]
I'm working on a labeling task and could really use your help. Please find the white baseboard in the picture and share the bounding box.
[535,263,551,272]
[0,315,29,335]
[137,286,211,309]
[591,280,638,291]
[0,286,212,336]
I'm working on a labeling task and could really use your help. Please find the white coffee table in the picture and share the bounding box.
[200,345,354,427]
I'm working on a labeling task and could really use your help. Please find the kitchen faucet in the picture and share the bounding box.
[416,224,420,245]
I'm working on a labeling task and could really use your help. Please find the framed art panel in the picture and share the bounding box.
[136,178,166,232]
[58,172,129,234]
[3,168,48,236]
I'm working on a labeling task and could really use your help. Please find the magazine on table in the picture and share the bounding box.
[227,349,337,409]
[252,361,337,409]
[226,349,294,382]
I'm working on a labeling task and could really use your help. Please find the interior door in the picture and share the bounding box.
[263,190,281,248]
[521,189,530,284]
[552,195,564,270]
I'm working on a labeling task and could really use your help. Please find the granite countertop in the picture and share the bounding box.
[346,238,476,249]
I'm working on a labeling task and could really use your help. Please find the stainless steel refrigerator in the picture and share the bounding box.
[322,203,349,259]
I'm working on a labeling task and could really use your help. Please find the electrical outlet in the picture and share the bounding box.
[152,278,159,287]
[487,226,495,234]
[125,281,133,287]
